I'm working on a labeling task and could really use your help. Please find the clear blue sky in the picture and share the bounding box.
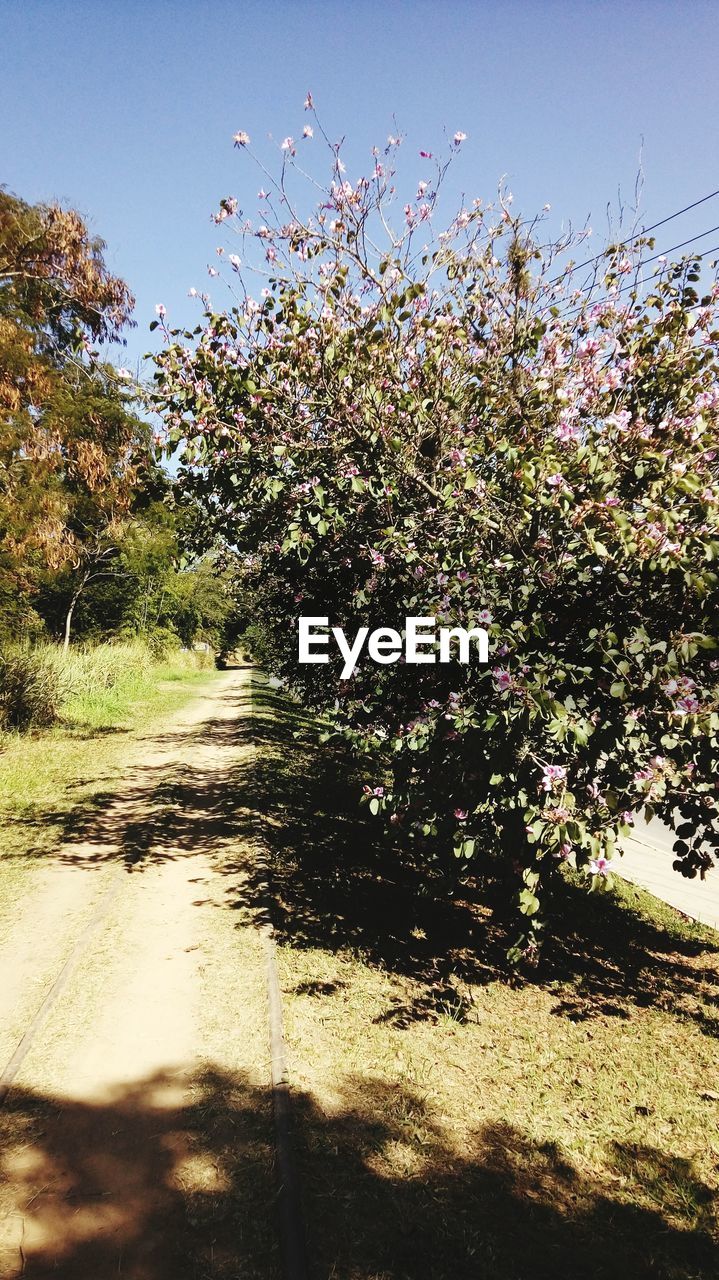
[2,0,719,372]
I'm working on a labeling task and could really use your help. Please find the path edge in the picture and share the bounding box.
[248,665,309,1280]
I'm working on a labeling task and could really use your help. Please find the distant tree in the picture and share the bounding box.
[0,187,140,639]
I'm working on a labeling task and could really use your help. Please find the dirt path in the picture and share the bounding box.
[0,669,278,1280]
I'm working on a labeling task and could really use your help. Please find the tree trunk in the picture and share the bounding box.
[62,594,78,653]
[63,576,88,653]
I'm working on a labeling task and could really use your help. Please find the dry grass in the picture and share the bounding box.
[249,674,719,1280]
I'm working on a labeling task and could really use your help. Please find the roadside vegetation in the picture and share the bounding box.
[247,674,719,1280]
[0,184,240,894]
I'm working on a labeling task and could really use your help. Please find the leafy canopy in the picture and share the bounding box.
[153,111,719,956]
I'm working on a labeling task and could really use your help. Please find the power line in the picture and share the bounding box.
[638,223,719,266]
[546,186,719,286]
[557,225,719,319]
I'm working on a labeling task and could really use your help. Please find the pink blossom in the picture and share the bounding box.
[233,130,250,147]
[281,136,294,151]
[453,131,467,145]
[589,856,612,876]
[606,409,632,433]
[154,303,166,319]
[541,764,567,792]
[454,808,468,821]
[676,694,700,714]
[578,336,600,357]
[303,125,313,138]
[493,668,513,691]
[555,420,581,444]
[546,473,564,487]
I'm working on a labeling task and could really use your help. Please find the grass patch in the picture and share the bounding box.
[245,673,719,1280]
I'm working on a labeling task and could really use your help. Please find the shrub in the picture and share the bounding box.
[144,625,182,661]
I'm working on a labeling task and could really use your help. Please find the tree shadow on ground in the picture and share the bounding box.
[0,1066,277,1280]
[238,681,719,1037]
[4,674,718,1035]
[0,680,260,872]
[0,1065,716,1280]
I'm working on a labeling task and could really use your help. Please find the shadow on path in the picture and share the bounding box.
[6,676,719,1037]
[1,1065,716,1280]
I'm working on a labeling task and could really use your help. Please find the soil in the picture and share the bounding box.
[0,668,277,1280]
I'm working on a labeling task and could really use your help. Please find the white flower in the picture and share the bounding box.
[303,125,313,138]
[154,303,166,318]
[233,130,250,147]
[453,131,467,145]
[229,254,241,270]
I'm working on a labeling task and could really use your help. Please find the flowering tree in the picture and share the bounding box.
[153,105,719,956]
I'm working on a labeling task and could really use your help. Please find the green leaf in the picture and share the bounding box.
[519,889,540,916]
